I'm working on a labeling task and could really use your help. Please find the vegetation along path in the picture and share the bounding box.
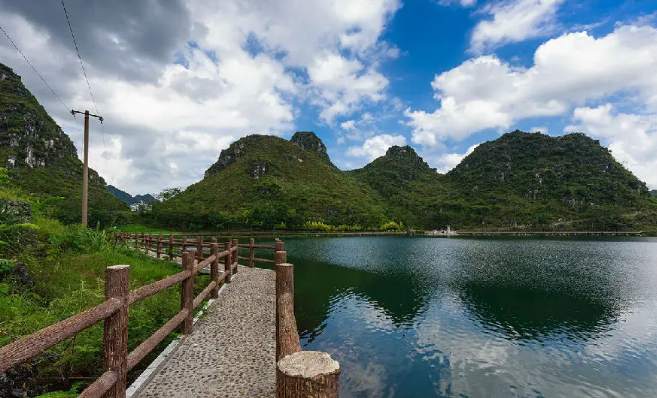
[134,265,276,398]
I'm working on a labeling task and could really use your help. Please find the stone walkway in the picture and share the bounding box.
[135,265,276,398]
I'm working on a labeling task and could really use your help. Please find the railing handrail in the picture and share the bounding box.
[115,232,273,268]
[0,236,244,398]
[273,241,340,397]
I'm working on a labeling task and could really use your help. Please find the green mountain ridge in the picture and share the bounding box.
[106,185,155,205]
[151,134,388,230]
[0,62,128,224]
[155,129,657,231]
[2,61,654,231]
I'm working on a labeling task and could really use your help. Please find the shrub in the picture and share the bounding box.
[380,221,404,231]
[302,221,334,232]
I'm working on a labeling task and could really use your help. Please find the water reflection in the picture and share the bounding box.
[458,281,619,342]
[283,237,657,398]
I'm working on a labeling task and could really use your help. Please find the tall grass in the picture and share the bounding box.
[1,217,210,396]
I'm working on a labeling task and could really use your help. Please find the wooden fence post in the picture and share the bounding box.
[197,236,203,261]
[140,232,145,253]
[249,238,255,268]
[275,242,287,364]
[277,351,340,398]
[181,252,195,335]
[103,265,130,398]
[182,236,188,254]
[232,239,239,274]
[210,240,219,299]
[169,234,174,261]
[224,238,232,283]
[157,233,163,259]
[147,233,153,254]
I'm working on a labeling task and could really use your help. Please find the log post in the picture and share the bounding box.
[210,242,219,299]
[157,233,163,259]
[224,237,232,283]
[275,240,287,362]
[196,236,203,261]
[181,252,195,335]
[276,261,296,361]
[249,238,255,268]
[182,236,188,254]
[277,351,340,398]
[147,233,152,254]
[103,265,130,398]
[169,234,174,261]
[232,238,239,274]
[140,232,145,252]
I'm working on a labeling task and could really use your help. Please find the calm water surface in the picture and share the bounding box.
[279,237,657,398]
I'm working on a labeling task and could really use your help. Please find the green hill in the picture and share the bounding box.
[0,62,128,225]
[152,134,387,230]
[150,129,656,232]
[107,185,155,205]
[349,145,452,227]
[443,130,656,229]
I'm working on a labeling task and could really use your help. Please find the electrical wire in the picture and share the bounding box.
[0,25,72,114]
[61,0,106,149]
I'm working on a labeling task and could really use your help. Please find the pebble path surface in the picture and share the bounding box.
[135,265,276,398]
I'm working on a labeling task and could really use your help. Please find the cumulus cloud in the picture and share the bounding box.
[566,104,657,188]
[0,0,400,194]
[405,24,657,164]
[433,144,479,173]
[470,0,564,53]
[347,134,406,161]
[530,126,549,134]
[438,0,477,7]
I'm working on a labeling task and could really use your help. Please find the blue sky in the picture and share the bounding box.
[2,0,657,193]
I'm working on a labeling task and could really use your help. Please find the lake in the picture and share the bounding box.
[279,236,657,398]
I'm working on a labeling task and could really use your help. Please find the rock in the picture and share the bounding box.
[0,367,43,398]
[290,132,334,167]
[250,162,270,179]
[0,199,32,223]
[4,262,35,290]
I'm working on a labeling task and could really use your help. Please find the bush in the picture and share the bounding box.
[380,221,404,231]
[302,220,334,232]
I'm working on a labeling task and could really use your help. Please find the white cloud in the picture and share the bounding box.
[0,0,401,194]
[470,0,564,53]
[566,104,657,188]
[530,126,549,134]
[433,144,479,173]
[406,24,657,150]
[347,134,406,161]
[438,0,477,7]
[307,52,389,122]
[341,120,357,131]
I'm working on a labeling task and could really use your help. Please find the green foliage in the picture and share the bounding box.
[302,221,334,232]
[141,131,657,232]
[47,224,111,254]
[0,62,129,227]
[380,221,404,231]
[147,135,388,230]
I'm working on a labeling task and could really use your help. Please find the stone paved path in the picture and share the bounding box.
[135,265,276,398]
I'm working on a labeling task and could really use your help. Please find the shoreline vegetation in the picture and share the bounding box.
[115,226,655,238]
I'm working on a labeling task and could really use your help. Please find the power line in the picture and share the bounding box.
[61,0,105,149]
[0,25,72,114]
[61,0,98,114]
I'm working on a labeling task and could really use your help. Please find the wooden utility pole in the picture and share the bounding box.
[71,109,103,227]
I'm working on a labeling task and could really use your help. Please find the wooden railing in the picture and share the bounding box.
[0,238,240,398]
[115,232,277,267]
[273,240,340,397]
[1,235,340,397]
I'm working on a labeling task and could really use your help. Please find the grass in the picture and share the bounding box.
[114,225,177,234]
[1,218,212,396]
